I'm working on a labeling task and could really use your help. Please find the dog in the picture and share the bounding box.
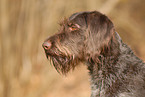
[42,11,145,97]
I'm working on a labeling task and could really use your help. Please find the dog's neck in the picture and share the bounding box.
[87,32,123,96]
[87,32,145,97]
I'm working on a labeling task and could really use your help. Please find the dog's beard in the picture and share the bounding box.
[46,50,78,75]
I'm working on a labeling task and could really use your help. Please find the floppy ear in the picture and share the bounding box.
[85,12,115,57]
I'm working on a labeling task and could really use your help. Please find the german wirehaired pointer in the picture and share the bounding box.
[42,11,145,97]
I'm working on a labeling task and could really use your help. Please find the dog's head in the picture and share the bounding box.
[42,11,115,74]
[69,11,115,59]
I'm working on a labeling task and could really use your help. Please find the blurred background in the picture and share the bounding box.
[0,0,145,97]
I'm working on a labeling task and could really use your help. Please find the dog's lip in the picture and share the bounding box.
[45,51,61,59]
[45,52,68,63]
[45,52,54,59]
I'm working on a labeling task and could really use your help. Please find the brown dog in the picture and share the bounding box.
[43,11,145,97]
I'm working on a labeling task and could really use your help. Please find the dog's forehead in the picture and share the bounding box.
[68,11,89,21]
[67,11,106,28]
[68,11,91,28]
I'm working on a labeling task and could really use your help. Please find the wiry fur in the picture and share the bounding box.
[43,11,145,97]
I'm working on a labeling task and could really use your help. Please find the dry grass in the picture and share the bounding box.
[0,0,145,97]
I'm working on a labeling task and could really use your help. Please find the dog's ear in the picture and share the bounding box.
[85,11,115,57]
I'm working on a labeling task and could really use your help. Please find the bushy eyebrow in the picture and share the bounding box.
[58,17,82,34]
[59,18,79,28]
[58,18,68,26]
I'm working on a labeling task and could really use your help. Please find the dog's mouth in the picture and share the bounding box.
[45,51,69,65]
[44,46,63,58]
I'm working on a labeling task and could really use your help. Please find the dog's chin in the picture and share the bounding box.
[48,54,77,74]
[44,49,79,74]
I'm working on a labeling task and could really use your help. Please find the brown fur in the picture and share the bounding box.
[42,11,145,97]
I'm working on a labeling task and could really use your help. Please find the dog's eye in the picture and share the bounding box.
[69,26,77,31]
[68,24,80,31]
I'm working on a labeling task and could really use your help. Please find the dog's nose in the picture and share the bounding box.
[42,41,52,50]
